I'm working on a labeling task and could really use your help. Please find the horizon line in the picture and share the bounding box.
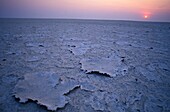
[0,17,170,23]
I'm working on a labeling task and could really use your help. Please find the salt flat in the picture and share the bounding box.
[0,19,170,112]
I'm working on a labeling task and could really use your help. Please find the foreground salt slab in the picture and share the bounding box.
[13,71,79,111]
[80,56,128,77]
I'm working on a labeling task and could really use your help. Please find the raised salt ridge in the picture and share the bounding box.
[80,56,128,77]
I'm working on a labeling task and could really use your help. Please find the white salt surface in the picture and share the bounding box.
[0,19,170,112]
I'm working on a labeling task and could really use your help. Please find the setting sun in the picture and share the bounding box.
[144,15,148,19]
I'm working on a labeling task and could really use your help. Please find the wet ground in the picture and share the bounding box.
[0,19,170,112]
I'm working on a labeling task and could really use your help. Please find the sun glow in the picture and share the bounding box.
[144,15,148,19]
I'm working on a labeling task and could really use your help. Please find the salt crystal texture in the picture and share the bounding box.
[80,57,128,77]
[13,71,79,111]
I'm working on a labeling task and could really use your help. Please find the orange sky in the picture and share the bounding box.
[0,0,170,21]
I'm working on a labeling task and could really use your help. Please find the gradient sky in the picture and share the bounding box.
[0,0,170,22]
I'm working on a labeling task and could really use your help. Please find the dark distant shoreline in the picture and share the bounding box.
[0,17,169,24]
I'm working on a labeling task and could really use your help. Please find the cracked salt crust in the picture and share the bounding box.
[80,57,128,77]
[13,71,79,111]
[0,19,169,112]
